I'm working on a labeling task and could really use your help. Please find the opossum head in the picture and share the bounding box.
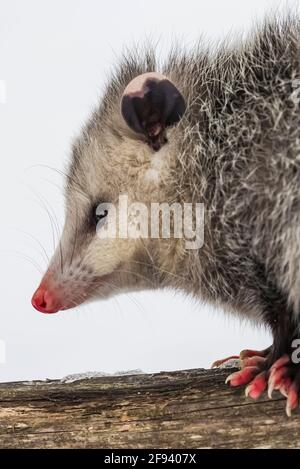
[31,72,186,313]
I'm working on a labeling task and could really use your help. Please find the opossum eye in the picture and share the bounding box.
[94,204,109,228]
[121,72,186,151]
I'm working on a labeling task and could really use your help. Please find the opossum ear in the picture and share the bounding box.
[121,72,186,151]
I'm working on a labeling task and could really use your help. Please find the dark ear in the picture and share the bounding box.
[121,72,186,151]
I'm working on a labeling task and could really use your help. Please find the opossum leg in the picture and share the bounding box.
[211,347,270,369]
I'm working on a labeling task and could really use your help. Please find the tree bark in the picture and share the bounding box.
[0,368,298,449]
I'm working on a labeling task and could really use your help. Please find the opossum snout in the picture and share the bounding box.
[31,263,98,313]
[31,284,61,314]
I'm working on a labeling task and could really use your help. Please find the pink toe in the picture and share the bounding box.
[247,372,268,399]
[227,366,259,386]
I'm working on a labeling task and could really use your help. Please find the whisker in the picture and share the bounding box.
[105,276,145,315]
[14,228,50,265]
[27,164,90,202]
[122,293,146,316]
[138,238,156,265]
[40,177,63,193]
[130,258,187,282]
[114,268,158,289]
[6,250,44,275]
[28,185,64,274]
[81,278,142,317]
[35,189,63,274]
[25,184,58,254]
[98,280,144,317]
[111,296,123,318]
[59,239,64,275]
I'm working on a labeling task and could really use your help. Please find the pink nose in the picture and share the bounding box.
[31,286,61,314]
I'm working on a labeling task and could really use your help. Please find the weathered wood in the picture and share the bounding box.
[0,368,299,449]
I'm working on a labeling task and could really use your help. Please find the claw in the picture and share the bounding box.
[268,381,275,399]
[286,404,292,418]
[286,382,299,417]
[225,372,236,384]
[279,377,292,398]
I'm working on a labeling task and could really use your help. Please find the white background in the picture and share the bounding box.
[1,0,290,382]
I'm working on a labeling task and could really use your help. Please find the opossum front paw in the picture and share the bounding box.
[225,353,300,417]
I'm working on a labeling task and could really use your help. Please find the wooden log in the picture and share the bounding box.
[0,368,299,449]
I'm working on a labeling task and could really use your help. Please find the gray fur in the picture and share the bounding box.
[44,15,300,365]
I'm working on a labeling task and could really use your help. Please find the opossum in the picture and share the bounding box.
[32,15,300,415]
